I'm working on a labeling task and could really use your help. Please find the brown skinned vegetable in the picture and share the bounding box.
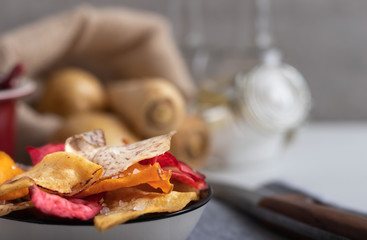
[107,78,186,138]
[170,115,211,169]
[51,112,139,146]
[36,68,106,117]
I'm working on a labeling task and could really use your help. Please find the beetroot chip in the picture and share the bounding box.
[175,161,206,182]
[141,152,208,190]
[140,152,172,166]
[26,143,65,165]
[171,171,208,190]
[140,152,180,168]
[29,186,103,221]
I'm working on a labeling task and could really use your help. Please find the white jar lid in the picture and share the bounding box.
[235,50,311,132]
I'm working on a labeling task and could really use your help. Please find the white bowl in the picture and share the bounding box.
[0,187,212,240]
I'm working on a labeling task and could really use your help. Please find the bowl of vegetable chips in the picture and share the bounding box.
[0,130,211,240]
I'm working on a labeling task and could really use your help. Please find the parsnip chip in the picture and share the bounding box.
[76,163,172,198]
[2,152,103,197]
[0,201,34,216]
[66,131,175,178]
[0,152,29,200]
[94,187,199,232]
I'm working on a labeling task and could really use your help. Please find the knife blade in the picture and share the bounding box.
[211,181,367,240]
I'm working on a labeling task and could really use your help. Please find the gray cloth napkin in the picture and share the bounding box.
[188,198,290,240]
[188,181,367,240]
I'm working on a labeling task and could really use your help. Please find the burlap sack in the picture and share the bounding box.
[0,5,196,162]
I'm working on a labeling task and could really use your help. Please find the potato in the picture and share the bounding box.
[107,78,186,138]
[51,112,139,145]
[170,115,211,169]
[36,67,106,117]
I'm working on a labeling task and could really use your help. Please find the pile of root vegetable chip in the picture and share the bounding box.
[0,130,208,232]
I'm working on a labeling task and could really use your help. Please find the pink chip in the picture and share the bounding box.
[176,161,206,182]
[26,143,65,165]
[29,186,103,221]
[140,152,208,190]
[171,171,208,190]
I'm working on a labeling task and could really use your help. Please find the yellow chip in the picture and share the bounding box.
[0,201,34,216]
[0,177,35,199]
[94,187,199,232]
[0,152,103,197]
[76,163,172,198]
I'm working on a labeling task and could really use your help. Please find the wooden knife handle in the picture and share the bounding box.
[259,194,367,240]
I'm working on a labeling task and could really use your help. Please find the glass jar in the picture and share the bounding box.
[204,49,311,169]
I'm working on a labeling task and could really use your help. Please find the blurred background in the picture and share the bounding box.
[2,0,367,121]
[0,0,367,238]
[2,0,367,171]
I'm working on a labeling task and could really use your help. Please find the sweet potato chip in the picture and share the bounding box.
[66,130,174,178]
[0,201,34,216]
[0,152,28,200]
[0,152,103,197]
[0,152,24,183]
[146,179,172,193]
[76,163,172,198]
[94,187,199,232]
[29,186,103,220]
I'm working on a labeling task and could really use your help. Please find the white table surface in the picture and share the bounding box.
[203,121,367,213]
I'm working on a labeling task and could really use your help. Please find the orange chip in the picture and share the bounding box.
[0,152,28,200]
[0,152,103,197]
[146,179,172,194]
[76,163,173,198]
[94,187,199,232]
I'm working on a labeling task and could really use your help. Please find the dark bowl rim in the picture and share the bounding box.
[1,186,213,226]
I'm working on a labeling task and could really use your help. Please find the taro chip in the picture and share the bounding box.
[66,130,175,178]
[26,143,65,166]
[30,186,103,220]
[0,152,29,200]
[0,201,34,216]
[94,187,199,232]
[65,130,106,160]
[76,163,172,198]
[0,152,102,197]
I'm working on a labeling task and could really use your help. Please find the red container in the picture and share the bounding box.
[0,79,36,157]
